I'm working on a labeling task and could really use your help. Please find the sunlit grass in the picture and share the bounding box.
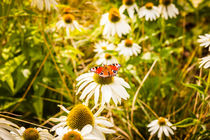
[0,0,209,140]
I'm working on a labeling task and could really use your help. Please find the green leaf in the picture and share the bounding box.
[5,75,14,94]
[33,84,46,122]
[182,83,204,94]
[14,68,31,95]
[0,96,20,110]
[174,118,199,127]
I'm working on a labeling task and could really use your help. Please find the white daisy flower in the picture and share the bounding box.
[191,0,203,8]
[50,104,115,140]
[56,14,81,37]
[158,0,179,20]
[100,8,131,38]
[31,0,58,12]
[138,2,160,21]
[11,126,54,140]
[53,125,99,140]
[197,34,210,51]
[94,41,115,54]
[199,55,210,69]
[76,72,130,106]
[117,39,141,57]
[119,0,138,19]
[147,117,176,139]
[96,53,118,65]
[0,118,19,140]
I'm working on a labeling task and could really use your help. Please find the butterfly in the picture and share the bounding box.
[90,63,121,78]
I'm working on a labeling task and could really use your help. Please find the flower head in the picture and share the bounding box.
[158,0,179,20]
[94,41,115,54]
[63,7,71,15]
[50,105,115,140]
[54,125,97,140]
[117,39,141,57]
[96,53,118,65]
[199,55,210,69]
[147,117,176,139]
[56,14,81,37]
[11,126,53,140]
[66,104,94,130]
[76,72,130,106]
[119,0,138,19]
[100,8,131,38]
[109,8,121,23]
[139,2,160,21]
[31,0,58,12]
[0,118,19,140]
[197,34,210,51]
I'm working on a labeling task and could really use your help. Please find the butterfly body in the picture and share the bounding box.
[90,63,121,78]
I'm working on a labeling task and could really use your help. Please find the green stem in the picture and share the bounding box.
[205,70,210,94]
[160,17,165,46]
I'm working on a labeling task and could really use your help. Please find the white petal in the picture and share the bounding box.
[101,85,106,106]
[150,125,159,136]
[114,77,130,88]
[166,126,174,135]
[76,81,93,95]
[105,85,113,103]
[95,126,116,134]
[76,73,93,81]
[81,124,93,136]
[80,82,97,100]
[95,118,114,127]
[51,122,66,132]
[94,85,100,105]
[163,126,169,137]
[158,127,163,139]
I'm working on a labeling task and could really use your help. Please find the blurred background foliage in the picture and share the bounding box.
[0,0,209,139]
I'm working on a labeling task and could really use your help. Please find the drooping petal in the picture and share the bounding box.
[81,124,93,136]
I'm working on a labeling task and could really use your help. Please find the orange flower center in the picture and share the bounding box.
[145,2,154,9]
[62,131,83,140]
[93,73,114,84]
[67,104,94,131]
[158,117,166,126]
[23,128,39,140]
[102,46,107,50]
[160,0,172,6]
[125,39,133,47]
[63,7,71,14]
[105,53,112,59]
[123,0,135,6]
[63,14,75,24]
[109,8,121,23]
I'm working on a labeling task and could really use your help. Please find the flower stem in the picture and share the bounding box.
[131,59,158,123]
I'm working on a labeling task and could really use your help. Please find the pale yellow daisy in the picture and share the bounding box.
[117,39,141,57]
[119,0,138,19]
[199,55,210,69]
[158,0,179,20]
[96,53,118,65]
[148,117,176,139]
[56,14,81,37]
[0,118,19,140]
[139,2,160,21]
[100,8,131,38]
[11,126,54,140]
[94,41,115,54]
[31,0,58,12]
[53,125,99,140]
[197,34,210,51]
[76,72,130,106]
[50,104,115,140]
